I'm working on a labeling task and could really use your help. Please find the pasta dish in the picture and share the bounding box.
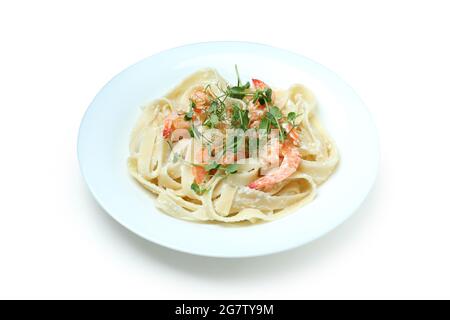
[128,67,338,223]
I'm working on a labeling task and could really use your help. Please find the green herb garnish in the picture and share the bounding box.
[231,103,249,130]
[188,125,201,139]
[257,106,286,141]
[191,182,208,195]
[259,117,270,132]
[203,96,227,128]
[252,88,272,105]
[188,127,195,138]
[268,106,282,120]
[184,100,196,121]
[235,64,242,86]
[227,82,250,99]
[204,161,221,172]
[224,163,238,175]
[204,113,219,128]
[287,112,297,122]
[226,65,251,99]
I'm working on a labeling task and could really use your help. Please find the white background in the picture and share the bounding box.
[1,0,449,300]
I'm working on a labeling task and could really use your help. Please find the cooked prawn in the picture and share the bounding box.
[248,141,301,191]
[192,165,207,184]
[252,78,269,90]
[283,123,300,145]
[190,89,210,109]
[162,112,191,139]
[248,78,277,128]
[248,101,266,128]
[192,147,209,183]
[260,138,281,169]
[252,78,275,102]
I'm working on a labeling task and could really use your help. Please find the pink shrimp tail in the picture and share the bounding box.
[248,143,301,191]
[252,78,268,89]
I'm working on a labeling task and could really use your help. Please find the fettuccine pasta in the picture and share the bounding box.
[128,68,338,223]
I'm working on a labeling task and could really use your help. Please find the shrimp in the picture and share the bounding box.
[192,147,209,183]
[248,79,276,128]
[260,138,281,169]
[164,89,211,139]
[248,141,301,191]
[283,123,300,145]
[162,112,190,139]
[190,89,210,109]
[252,78,275,102]
[248,101,266,128]
[192,145,246,182]
[192,165,207,184]
[252,78,269,90]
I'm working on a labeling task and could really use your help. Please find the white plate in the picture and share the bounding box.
[78,42,379,258]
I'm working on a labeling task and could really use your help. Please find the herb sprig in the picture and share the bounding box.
[231,103,249,130]
[258,105,287,142]
[191,182,208,195]
[252,87,272,105]
[184,101,195,121]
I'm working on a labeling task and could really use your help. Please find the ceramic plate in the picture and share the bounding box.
[78,42,378,257]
